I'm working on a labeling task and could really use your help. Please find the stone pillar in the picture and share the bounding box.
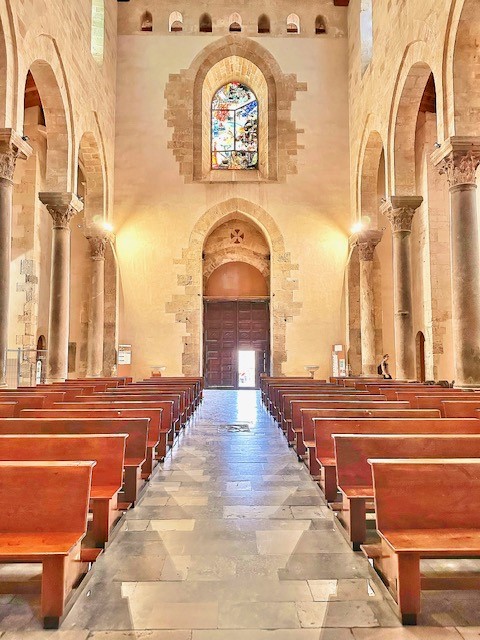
[380,196,423,380]
[86,233,107,377]
[432,137,480,387]
[356,230,383,376]
[39,192,83,382]
[0,131,32,385]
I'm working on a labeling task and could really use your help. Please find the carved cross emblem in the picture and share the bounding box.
[231,229,245,244]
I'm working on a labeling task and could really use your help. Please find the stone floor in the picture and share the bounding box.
[1,390,480,639]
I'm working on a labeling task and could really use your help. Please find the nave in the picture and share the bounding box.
[1,390,477,638]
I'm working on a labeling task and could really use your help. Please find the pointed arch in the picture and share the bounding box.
[315,16,327,35]
[287,13,300,34]
[169,11,183,33]
[141,11,153,32]
[199,13,212,33]
[229,13,242,32]
[258,14,270,34]
[77,131,105,226]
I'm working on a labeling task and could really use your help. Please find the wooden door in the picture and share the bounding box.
[204,300,270,388]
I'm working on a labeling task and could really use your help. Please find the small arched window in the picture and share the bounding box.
[315,15,327,34]
[229,13,242,32]
[141,11,153,32]
[169,11,183,32]
[91,0,105,63]
[360,0,373,73]
[287,13,300,34]
[199,13,212,33]
[258,14,270,34]
[211,82,258,170]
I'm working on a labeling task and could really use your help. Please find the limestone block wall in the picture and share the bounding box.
[2,0,118,365]
[347,0,471,381]
[114,1,351,381]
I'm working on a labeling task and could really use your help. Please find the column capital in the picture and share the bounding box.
[431,136,480,187]
[380,196,423,233]
[39,192,84,229]
[86,232,108,260]
[355,229,383,261]
[0,129,32,182]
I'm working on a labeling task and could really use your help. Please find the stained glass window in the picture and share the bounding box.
[211,82,258,170]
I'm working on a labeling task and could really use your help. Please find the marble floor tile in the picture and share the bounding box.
[4,390,477,635]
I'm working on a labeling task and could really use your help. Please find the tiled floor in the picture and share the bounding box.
[1,390,480,638]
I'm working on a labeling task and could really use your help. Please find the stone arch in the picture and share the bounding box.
[0,6,14,128]
[359,130,385,226]
[77,130,106,227]
[391,61,439,195]
[164,35,306,183]
[22,59,70,190]
[166,198,301,376]
[387,41,443,194]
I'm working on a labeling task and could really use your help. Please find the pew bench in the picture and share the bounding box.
[311,417,480,502]
[0,461,96,629]
[363,459,480,625]
[333,433,480,550]
[0,417,149,506]
[0,433,126,547]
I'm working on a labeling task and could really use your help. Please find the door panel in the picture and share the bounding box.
[204,300,270,389]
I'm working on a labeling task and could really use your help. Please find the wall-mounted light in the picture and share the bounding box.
[351,221,364,234]
[102,221,114,233]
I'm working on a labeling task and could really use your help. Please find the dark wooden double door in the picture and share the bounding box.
[204,300,270,389]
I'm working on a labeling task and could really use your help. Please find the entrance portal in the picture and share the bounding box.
[204,300,270,388]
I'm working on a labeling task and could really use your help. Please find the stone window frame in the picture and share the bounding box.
[287,14,300,34]
[165,36,306,184]
[169,11,183,33]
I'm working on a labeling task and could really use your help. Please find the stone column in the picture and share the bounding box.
[39,192,83,382]
[86,233,107,377]
[0,131,32,385]
[380,196,423,380]
[432,137,480,387]
[356,229,383,376]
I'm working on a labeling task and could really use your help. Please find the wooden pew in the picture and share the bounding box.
[312,417,480,502]
[23,407,166,477]
[78,392,188,428]
[292,401,411,470]
[414,394,480,414]
[0,417,149,505]
[140,376,204,406]
[262,379,331,411]
[0,402,16,417]
[54,399,179,447]
[0,461,95,628]
[0,434,126,547]
[333,433,480,550]
[365,459,480,625]
[442,400,480,417]
[284,395,387,443]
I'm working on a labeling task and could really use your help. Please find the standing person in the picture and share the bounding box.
[377,354,392,379]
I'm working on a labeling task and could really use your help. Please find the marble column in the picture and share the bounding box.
[380,196,423,380]
[356,229,383,376]
[0,131,32,385]
[86,233,107,377]
[39,192,83,382]
[432,137,480,387]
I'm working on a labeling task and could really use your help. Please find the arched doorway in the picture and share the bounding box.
[203,218,271,389]
[416,331,426,382]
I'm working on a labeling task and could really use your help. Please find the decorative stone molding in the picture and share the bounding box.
[355,229,383,261]
[164,36,306,183]
[380,196,423,234]
[431,136,480,188]
[86,234,108,260]
[0,129,32,183]
[39,192,84,229]
[165,198,301,376]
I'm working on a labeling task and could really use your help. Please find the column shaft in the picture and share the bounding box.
[450,184,480,385]
[47,226,71,382]
[360,258,376,375]
[392,231,415,380]
[86,235,107,377]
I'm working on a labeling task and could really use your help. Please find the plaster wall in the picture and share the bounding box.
[114,3,350,381]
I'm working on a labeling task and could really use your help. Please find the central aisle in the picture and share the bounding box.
[61,389,407,637]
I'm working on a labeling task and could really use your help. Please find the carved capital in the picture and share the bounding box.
[39,192,84,229]
[86,233,108,260]
[432,137,480,188]
[0,129,32,182]
[355,229,383,261]
[380,196,423,234]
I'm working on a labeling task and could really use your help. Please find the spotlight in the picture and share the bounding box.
[102,221,114,233]
[21,135,29,142]
[434,142,441,149]
[351,222,364,234]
